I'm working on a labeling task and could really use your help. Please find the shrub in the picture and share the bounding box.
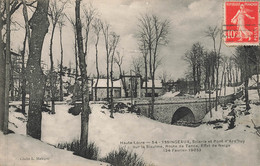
[68,105,82,116]
[56,140,99,160]
[41,104,52,113]
[101,147,146,166]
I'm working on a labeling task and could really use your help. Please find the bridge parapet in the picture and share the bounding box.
[136,99,211,124]
[136,90,243,125]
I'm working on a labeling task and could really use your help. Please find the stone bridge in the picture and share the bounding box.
[135,91,243,125]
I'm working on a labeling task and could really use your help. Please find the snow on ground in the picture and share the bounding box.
[249,89,260,101]
[160,91,180,98]
[0,132,108,166]
[41,104,81,145]
[9,106,27,135]
[7,90,260,166]
[202,105,231,125]
[89,104,260,166]
[195,86,243,98]
[8,103,81,145]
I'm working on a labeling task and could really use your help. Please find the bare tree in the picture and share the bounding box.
[66,16,79,103]
[219,55,227,97]
[26,0,50,139]
[3,0,11,134]
[184,42,204,95]
[137,14,169,119]
[114,51,123,77]
[48,0,67,113]
[205,26,223,111]
[139,39,148,96]
[83,4,95,58]
[75,0,91,156]
[202,51,216,117]
[101,22,112,101]
[58,14,65,101]
[234,46,258,111]
[0,0,6,129]
[114,51,128,97]
[244,47,250,111]
[92,18,101,101]
[131,56,143,75]
[159,70,169,83]
[19,0,31,114]
[109,32,119,118]
[131,56,143,97]
[0,0,23,133]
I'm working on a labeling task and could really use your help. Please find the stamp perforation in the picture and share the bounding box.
[223,0,260,46]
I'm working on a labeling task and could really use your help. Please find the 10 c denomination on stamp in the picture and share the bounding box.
[224,1,259,46]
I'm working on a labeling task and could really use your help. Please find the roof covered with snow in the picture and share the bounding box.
[142,80,162,88]
[92,79,122,88]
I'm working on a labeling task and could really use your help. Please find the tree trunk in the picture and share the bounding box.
[102,24,110,102]
[94,31,99,101]
[110,68,114,118]
[211,61,215,88]
[107,54,109,101]
[224,71,227,106]
[21,49,26,114]
[75,0,90,156]
[10,62,14,101]
[197,63,201,92]
[256,56,260,100]
[208,63,212,118]
[244,47,250,111]
[121,71,128,97]
[144,55,148,96]
[215,64,219,111]
[26,0,49,140]
[21,18,27,114]
[235,67,239,83]
[49,25,56,113]
[21,0,31,114]
[72,29,78,104]
[3,0,11,134]
[219,62,225,97]
[148,44,153,118]
[0,0,6,132]
[193,65,196,95]
[208,84,212,117]
[59,25,64,101]
[245,75,250,110]
[151,73,155,119]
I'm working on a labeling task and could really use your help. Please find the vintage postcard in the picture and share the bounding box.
[0,0,259,166]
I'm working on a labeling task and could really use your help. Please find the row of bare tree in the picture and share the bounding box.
[136,14,170,119]
[184,26,260,117]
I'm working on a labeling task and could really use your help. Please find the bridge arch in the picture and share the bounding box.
[171,107,195,124]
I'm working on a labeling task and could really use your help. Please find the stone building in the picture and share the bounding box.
[142,80,163,97]
[92,79,123,100]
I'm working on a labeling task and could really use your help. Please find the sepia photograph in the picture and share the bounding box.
[0,0,259,166]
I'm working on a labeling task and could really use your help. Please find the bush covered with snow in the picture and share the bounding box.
[101,147,147,166]
[56,140,100,160]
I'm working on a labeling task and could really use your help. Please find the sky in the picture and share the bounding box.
[11,0,234,80]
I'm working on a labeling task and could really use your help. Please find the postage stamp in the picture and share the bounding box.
[224,1,259,46]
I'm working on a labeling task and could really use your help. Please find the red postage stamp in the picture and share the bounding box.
[224,1,259,46]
